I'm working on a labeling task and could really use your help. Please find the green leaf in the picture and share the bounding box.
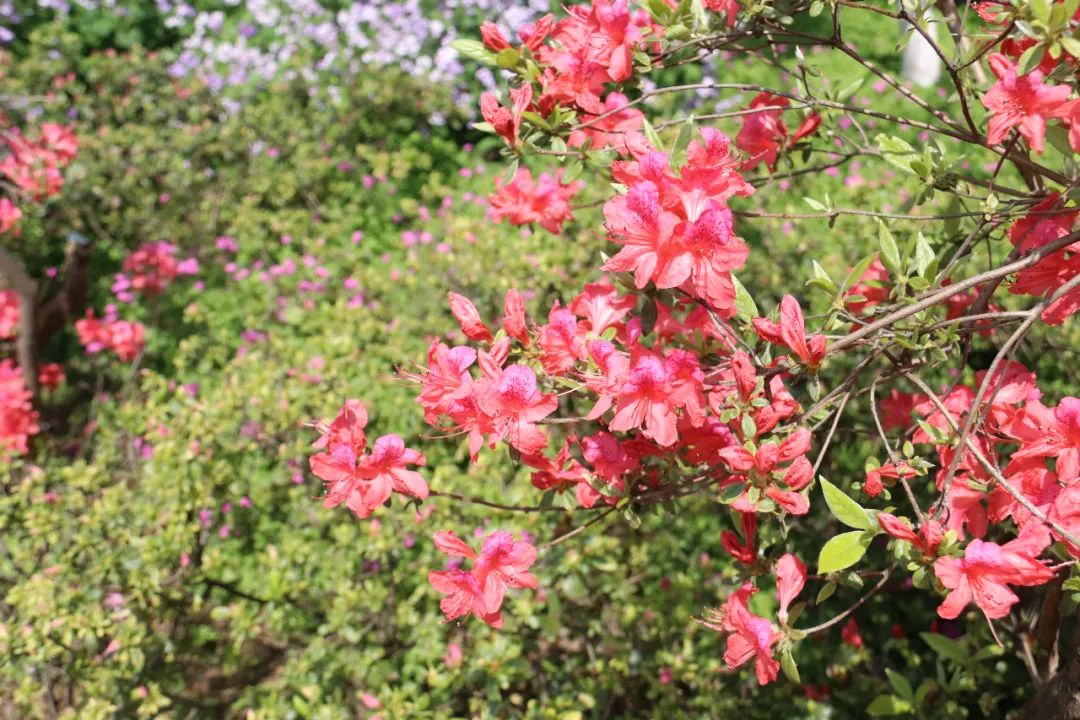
[876,134,919,174]
[1018,43,1046,75]
[1030,0,1051,23]
[1062,577,1080,592]
[912,233,935,278]
[647,0,674,22]
[691,0,710,29]
[920,632,966,664]
[820,477,874,530]
[808,261,837,295]
[816,581,837,604]
[732,275,758,321]
[817,531,870,573]
[781,649,801,683]
[885,669,914,702]
[867,694,913,716]
[495,48,522,69]
[741,413,757,439]
[450,39,496,65]
[804,196,828,212]
[718,482,745,504]
[1060,37,1080,58]
[878,222,902,277]
[840,253,876,294]
[642,118,665,153]
[672,117,695,167]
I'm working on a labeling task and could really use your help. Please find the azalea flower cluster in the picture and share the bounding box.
[75,308,147,362]
[700,553,806,685]
[308,400,429,519]
[1006,193,1080,324]
[304,0,1080,695]
[976,0,1080,155]
[602,128,753,314]
[114,241,200,301]
[0,358,37,458]
[0,121,79,459]
[487,168,583,234]
[478,1,654,154]
[0,122,78,219]
[867,358,1078,621]
[0,289,17,339]
[428,530,537,628]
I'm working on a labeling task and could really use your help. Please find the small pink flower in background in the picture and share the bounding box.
[841,618,864,648]
[444,642,463,668]
[76,311,146,362]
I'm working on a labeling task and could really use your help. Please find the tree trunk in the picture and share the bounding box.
[1022,622,1080,720]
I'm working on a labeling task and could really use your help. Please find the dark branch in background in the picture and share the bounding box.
[0,244,40,396]
[0,233,93,400]
[36,233,93,353]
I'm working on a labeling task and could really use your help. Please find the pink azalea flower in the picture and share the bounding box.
[982,53,1070,154]
[934,523,1053,620]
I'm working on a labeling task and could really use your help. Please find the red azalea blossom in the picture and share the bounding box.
[502,289,530,346]
[602,129,752,315]
[310,400,428,519]
[480,84,532,148]
[0,198,21,235]
[536,302,587,375]
[487,167,584,234]
[475,363,558,454]
[122,241,183,296]
[608,344,704,447]
[37,363,65,390]
[981,53,1070,154]
[75,310,146,362]
[0,289,18,339]
[428,530,537,628]
[0,359,39,457]
[753,295,827,371]
[863,461,917,498]
[0,123,78,199]
[934,523,1053,620]
[736,93,821,172]
[721,511,758,565]
[775,553,806,624]
[841,617,864,648]
[702,582,781,685]
[877,512,944,558]
[448,292,494,343]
